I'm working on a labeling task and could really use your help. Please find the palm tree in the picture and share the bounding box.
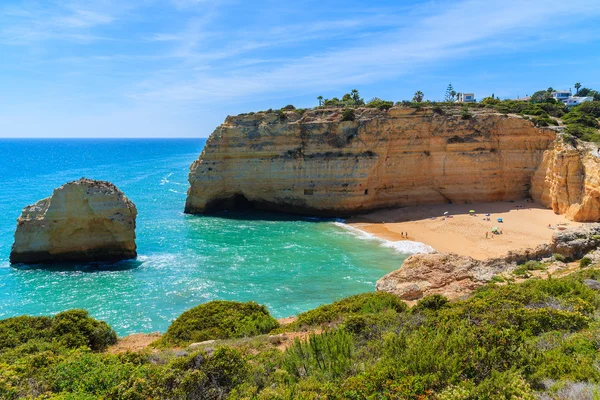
[317,96,323,106]
[450,90,457,101]
[412,91,424,102]
[575,82,581,95]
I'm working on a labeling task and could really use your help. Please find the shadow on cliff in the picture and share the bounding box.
[347,200,548,223]
[184,209,344,223]
[10,258,143,273]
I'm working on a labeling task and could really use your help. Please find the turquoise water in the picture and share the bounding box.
[0,139,407,335]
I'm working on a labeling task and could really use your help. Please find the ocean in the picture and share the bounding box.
[0,139,410,335]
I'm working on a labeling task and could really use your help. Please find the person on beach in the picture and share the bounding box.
[486,232,488,239]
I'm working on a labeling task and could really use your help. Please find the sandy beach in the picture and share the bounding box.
[347,200,584,260]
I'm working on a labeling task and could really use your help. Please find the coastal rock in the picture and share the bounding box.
[375,253,512,301]
[10,178,137,264]
[185,107,558,215]
[550,224,600,259]
[584,279,600,291]
[531,143,600,222]
[377,224,600,301]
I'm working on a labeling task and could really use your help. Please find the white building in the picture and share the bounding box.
[551,90,572,102]
[565,96,594,107]
[457,93,476,103]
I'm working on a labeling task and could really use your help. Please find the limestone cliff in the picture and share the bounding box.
[531,143,600,222]
[10,178,137,264]
[185,107,599,221]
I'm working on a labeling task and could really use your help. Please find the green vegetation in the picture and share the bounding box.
[513,260,546,277]
[0,309,117,353]
[553,253,566,262]
[159,300,279,346]
[581,257,593,268]
[480,95,600,142]
[3,273,600,398]
[461,107,472,120]
[321,89,365,108]
[262,84,600,143]
[412,90,424,102]
[291,292,408,328]
[445,83,456,102]
[340,108,356,122]
[365,97,394,110]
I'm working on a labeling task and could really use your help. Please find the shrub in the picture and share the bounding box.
[566,124,600,142]
[576,101,600,117]
[283,329,354,379]
[413,294,449,312]
[472,370,536,400]
[0,310,116,353]
[514,260,544,276]
[432,106,445,115]
[580,257,593,268]
[461,108,472,120]
[160,301,279,346]
[562,110,599,128]
[294,292,408,327]
[275,109,287,121]
[366,98,394,110]
[341,108,356,122]
[553,253,566,262]
[281,105,295,110]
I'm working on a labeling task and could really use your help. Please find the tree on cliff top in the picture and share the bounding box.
[575,82,581,94]
[317,96,323,106]
[413,91,424,102]
[444,83,455,102]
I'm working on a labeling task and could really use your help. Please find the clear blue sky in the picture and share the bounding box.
[1,0,600,138]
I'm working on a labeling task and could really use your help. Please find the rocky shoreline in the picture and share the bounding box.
[376,224,600,302]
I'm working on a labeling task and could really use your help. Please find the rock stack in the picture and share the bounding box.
[10,178,137,264]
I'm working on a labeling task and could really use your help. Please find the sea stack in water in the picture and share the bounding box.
[10,178,137,264]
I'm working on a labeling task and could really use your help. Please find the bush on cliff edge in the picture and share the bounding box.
[0,309,117,353]
[160,300,279,346]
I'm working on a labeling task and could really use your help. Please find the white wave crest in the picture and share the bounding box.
[333,222,436,255]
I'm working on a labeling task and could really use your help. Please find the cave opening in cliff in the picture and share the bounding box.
[205,193,256,213]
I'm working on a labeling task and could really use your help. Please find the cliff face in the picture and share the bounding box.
[10,178,137,264]
[185,107,598,221]
[531,144,600,222]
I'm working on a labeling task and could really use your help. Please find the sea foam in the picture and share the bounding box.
[333,222,436,255]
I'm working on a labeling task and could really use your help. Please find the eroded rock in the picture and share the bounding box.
[377,224,600,302]
[185,106,600,222]
[376,253,510,301]
[10,178,137,264]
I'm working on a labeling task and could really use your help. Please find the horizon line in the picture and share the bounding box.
[0,137,209,139]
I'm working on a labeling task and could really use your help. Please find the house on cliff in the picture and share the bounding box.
[565,96,594,107]
[457,93,476,103]
[551,90,572,102]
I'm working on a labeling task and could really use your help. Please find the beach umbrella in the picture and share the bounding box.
[497,218,503,223]
[443,211,449,215]
[485,213,490,217]
[492,227,499,232]
[469,210,475,213]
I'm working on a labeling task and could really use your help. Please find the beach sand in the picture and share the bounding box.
[347,200,583,260]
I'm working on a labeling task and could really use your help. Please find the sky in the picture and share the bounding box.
[1,0,600,138]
